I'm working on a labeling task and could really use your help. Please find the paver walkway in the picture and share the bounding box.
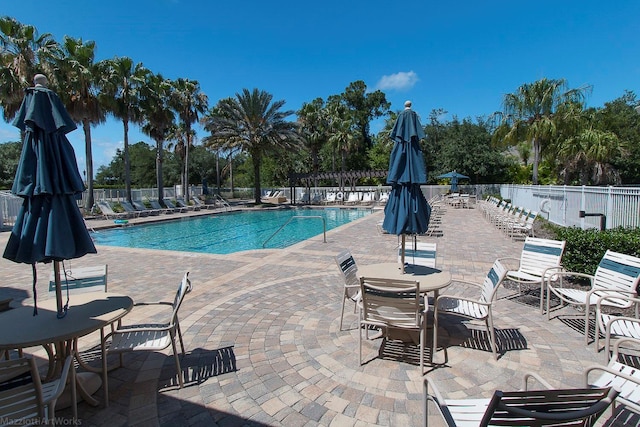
[0,202,636,426]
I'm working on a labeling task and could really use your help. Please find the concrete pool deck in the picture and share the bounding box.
[0,202,636,426]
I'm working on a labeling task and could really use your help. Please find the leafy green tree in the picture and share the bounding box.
[201,88,301,203]
[0,16,59,122]
[495,78,591,184]
[0,141,21,188]
[140,73,175,203]
[168,78,208,202]
[327,102,357,176]
[337,80,390,150]
[54,36,106,211]
[99,56,149,204]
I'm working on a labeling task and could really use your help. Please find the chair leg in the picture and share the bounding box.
[340,296,347,331]
[170,332,184,388]
[432,309,439,364]
[539,279,545,314]
[359,321,363,365]
[176,322,186,355]
[487,315,498,360]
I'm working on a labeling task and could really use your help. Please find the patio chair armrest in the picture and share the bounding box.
[445,279,484,290]
[584,358,640,387]
[596,293,639,310]
[522,371,554,390]
[546,271,594,288]
[610,337,640,360]
[43,355,73,404]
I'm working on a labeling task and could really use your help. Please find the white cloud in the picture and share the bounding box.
[375,71,419,91]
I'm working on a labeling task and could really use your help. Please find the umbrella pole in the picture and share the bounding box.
[401,234,406,274]
[53,261,63,316]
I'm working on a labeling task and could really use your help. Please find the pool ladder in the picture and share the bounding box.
[262,215,326,248]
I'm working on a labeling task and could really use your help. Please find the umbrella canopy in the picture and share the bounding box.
[3,78,97,316]
[382,103,431,272]
[437,170,469,191]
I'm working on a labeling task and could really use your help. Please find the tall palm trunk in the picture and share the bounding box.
[532,138,541,185]
[155,139,164,203]
[123,117,132,204]
[82,118,94,211]
[184,134,190,202]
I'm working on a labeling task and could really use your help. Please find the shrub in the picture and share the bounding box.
[548,225,640,275]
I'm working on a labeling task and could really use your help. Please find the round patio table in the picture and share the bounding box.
[0,292,133,418]
[358,263,452,299]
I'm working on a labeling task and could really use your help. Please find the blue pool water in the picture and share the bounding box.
[91,208,373,254]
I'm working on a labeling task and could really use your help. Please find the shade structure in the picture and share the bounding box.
[437,170,469,191]
[382,107,431,272]
[3,84,97,316]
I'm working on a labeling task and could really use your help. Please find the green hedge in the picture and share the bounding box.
[548,224,640,275]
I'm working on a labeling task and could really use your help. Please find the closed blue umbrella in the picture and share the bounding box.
[3,75,97,317]
[382,102,431,272]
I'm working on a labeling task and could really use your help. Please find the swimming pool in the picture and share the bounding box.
[91,208,373,254]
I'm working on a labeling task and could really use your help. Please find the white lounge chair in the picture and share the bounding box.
[96,201,130,220]
[546,250,640,345]
[132,200,161,216]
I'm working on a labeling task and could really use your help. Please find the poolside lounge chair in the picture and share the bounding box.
[163,199,188,213]
[149,200,175,214]
[433,259,508,360]
[96,201,130,220]
[263,191,287,204]
[120,200,145,217]
[322,192,336,205]
[176,198,198,211]
[424,373,618,427]
[104,272,192,390]
[132,200,161,216]
[192,197,215,210]
[546,250,640,345]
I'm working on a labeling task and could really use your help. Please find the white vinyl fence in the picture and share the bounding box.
[500,185,640,230]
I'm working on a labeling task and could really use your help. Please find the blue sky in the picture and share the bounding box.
[2,0,639,175]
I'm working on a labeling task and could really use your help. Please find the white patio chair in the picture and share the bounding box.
[424,373,618,427]
[585,338,640,415]
[0,356,73,424]
[359,277,429,373]
[104,272,192,390]
[335,250,361,331]
[508,210,538,240]
[499,237,566,314]
[595,294,640,359]
[547,250,640,345]
[399,241,437,268]
[433,259,508,360]
[96,201,130,220]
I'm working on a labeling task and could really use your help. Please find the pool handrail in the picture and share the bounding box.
[263,215,326,248]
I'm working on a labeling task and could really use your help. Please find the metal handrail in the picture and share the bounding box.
[262,215,326,248]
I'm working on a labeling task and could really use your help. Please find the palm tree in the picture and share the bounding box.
[168,78,208,202]
[558,125,623,185]
[496,78,591,184]
[140,73,175,203]
[297,98,329,185]
[0,16,59,122]
[327,102,357,179]
[99,56,149,204]
[202,88,300,203]
[54,36,106,211]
